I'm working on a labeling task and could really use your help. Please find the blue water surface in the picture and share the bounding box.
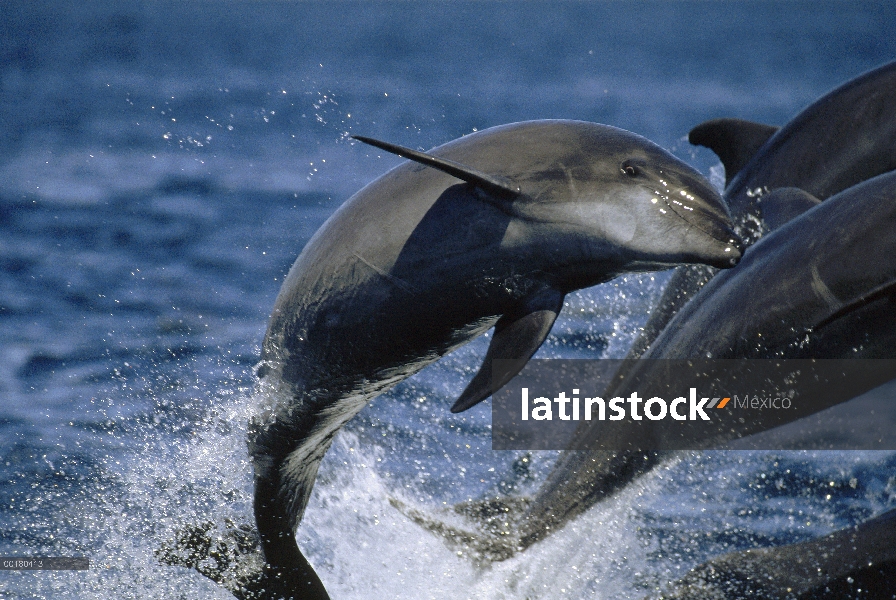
[2,2,896,598]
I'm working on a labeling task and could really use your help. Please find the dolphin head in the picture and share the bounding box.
[500,127,744,288]
[611,148,744,268]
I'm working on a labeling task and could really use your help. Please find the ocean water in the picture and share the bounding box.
[2,2,896,598]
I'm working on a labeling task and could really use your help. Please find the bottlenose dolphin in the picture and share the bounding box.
[514,171,896,554]
[624,59,896,360]
[502,63,896,549]
[639,173,896,361]
[244,120,742,598]
[452,64,896,563]
[455,66,896,549]
[649,508,896,599]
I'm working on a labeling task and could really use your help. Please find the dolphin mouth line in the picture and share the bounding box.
[660,194,743,251]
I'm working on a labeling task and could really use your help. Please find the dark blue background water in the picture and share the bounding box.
[2,2,896,598]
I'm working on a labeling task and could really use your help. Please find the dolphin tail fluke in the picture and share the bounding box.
[250,467,331,600]
[351,134,521,200]
[689,118,780,186]
[157,518,331,600]
[389,496,524,563]
[451,291,563,413]
[156,518,263,597]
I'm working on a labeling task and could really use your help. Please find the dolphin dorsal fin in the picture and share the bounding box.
[689,118,780,187]
[352,135,521,200]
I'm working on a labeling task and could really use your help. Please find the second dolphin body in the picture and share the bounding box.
[515,170,896,555]
[503,63,896,556]
[628,59,896,360]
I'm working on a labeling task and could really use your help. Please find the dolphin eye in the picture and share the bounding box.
[621,160,641,177]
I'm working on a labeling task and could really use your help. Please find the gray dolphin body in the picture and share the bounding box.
[514,171,896,556]
[638,173,896,361]
[500,63,896,553]
[247,120,741,598]
[628,59,896,360]
[650,508,896,600]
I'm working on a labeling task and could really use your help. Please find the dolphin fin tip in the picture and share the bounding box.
[689,118,780,186]
[450,391,488,413]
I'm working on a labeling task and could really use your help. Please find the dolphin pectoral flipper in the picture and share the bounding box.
[759,187,821,230]
[451,290,564,413]
[689,118,780,186]
[352,134,521,200]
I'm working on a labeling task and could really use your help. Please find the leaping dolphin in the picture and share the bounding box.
[500,64,896,554]
[627,59,896,361]
[515,171,896,556]
[245,120,742,598]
